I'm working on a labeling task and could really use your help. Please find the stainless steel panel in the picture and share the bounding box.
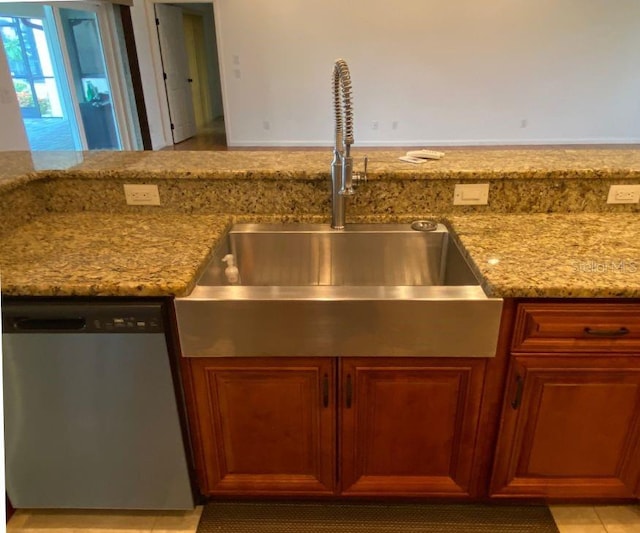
[175,298,503,358]
[3,332,193,510]
[198,223,468,287]
[176,223,503,358]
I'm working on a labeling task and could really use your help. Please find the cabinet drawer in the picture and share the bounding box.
[512,303,640,353]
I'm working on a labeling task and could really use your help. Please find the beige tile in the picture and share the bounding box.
[69,530,153,533]
[595,505,640,532]
[152,506,203,532]
[601,526,640,533]
[555,526,608,533]
[9,509,157,531]
[7,526,151,533]
[550,505,607,530]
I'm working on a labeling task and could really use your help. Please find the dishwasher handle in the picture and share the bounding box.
[9,317,86,332]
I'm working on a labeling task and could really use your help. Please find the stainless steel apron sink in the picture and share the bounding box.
[175,223,503,357]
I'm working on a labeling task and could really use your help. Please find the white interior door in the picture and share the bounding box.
[155,3,196,144]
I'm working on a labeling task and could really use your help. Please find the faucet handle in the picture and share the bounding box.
[353,155,368,186]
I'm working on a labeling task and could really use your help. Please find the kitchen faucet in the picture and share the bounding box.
[331,58,356,229]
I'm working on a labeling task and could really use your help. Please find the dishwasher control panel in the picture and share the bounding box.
[3,302,165,333]
[93,315,162,332]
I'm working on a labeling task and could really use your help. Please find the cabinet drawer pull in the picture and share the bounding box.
[584,326,630,337]
[346,374,353,408]
[511,375,524,410]
[322,373,329,408]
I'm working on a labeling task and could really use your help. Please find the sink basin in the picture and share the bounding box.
[175,223,503,358]
[196,223,479,287]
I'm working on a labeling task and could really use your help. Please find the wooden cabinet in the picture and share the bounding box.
[490,302,640,499]
[183,357,336,496]
[511,302,640,354]
[184,356,487,498]
[340,358,486,497]
[182,300,640,500]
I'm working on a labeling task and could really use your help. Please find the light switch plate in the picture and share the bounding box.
[124,184,161,206]
[453,184,489,205]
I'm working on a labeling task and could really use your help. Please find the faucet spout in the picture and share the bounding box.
[331,58,355,229]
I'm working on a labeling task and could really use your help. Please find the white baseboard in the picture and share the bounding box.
[227,138,640,148]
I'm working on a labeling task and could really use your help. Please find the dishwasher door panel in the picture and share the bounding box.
[3,332,194,510]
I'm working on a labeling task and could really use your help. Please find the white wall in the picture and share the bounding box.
[2,1,639,150]
[211,0,640,146]
[0,40,29,151]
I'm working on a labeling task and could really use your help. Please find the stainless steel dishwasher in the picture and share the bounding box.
[2,301,194,510]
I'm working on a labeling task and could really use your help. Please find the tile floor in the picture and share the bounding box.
[550,506,640,532]
[7,506,203,533]
[6,504,640,532]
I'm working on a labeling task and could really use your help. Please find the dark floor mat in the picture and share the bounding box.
[197,501,560,533]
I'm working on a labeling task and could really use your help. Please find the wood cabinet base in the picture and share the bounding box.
[184,357,336,496]
[490,356,640,499]
[340,358,485,497]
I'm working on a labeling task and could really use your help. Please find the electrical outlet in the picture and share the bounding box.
[453,184,489,205]
[607,184,640,204]
[124,184,160,206]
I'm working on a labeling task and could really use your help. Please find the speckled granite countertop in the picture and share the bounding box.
[56,147,640,180]
[0,213,230,297]
[2,210,639,298]
[3,147,640,189]
[2,147,640,298]
[447,213,640,298]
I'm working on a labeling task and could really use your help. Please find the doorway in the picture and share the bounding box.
[152,1,225,148]
[0,1,137,151]
[0,4,80,150]
[59,5,121,149]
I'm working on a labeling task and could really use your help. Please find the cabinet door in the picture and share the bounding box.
[491,356,640,499]
[340,357,485,497]
[186,357,336,495]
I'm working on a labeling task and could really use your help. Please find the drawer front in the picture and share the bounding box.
[512,303,640,353]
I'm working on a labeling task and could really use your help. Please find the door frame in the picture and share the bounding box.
[154,3,196,144]
[42,5,83,150]
[144,0,228,148]
[0,0,137,150]
[52,1,135,150]
[0,3,84,149]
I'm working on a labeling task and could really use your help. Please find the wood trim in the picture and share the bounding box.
[469,297,517,498]
[118,5,153,150]
[339,357,486,497]
[187,357,336,496]
[512,302,640,354]
[490,356,640,499]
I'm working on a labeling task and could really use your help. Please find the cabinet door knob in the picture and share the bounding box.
[345,374,353,408]
[511,374,524,410]
[584,326,630,337]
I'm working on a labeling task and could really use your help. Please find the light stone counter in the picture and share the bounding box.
[448,213,640,298]
[39,147,640,179]
[1,210,639,298]
[2,148,640,298]
[3,147,640,190]
[0,212,231,297]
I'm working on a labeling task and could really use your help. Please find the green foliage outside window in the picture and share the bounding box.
[13,79,34,108]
